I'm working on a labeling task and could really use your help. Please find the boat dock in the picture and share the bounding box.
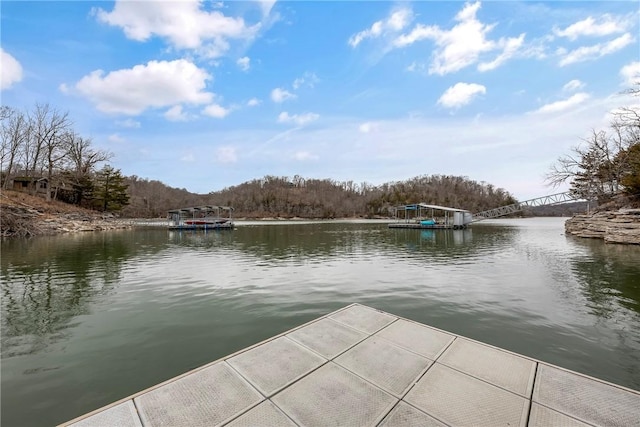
[388,223,457,230]
[62,304,640,426]
[167,205,234,230]
[389,204,472,229]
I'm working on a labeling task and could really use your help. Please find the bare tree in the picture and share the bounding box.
[1,107,30,188]
[547,84,640,201]
[65,132,112,178]
[27,104,71,200]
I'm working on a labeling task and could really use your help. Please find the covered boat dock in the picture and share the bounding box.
[389,203,472,229]
[167,205,234,230]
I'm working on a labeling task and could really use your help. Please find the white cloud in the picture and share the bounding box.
[437,83,487,109]
[563,79,585,92]
[258,0,277,17]
[292,72,319,90]
[554,14,632,40]
[116,118,141,128]
[271,87,296,103]
[202,104,230,118]
[237,56,251,71]
[75,59,213,115]
[108,133,125,143]
[95,0,259,58]
[620,61,640,86]
[558,33,635,66]
[394,2,525,75]
[349,7,412,47]
[359,122,381,133]
[477,33,525,72]
[215,146,237,163]
[164,105,189,121]
[533,92,590,114]
[293,151,318,161]
[278,111,319,126]
[247,98,261,107]
[1,48,23,90]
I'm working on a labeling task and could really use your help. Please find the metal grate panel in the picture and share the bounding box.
[287,317,367,359]
[438,338,536,397]
[375,319,454,360]
[272,362,397,426]
[528,403,591,427]
[335,336,431,397]
[227,336,326,396]
[404,363,529,427]
[135,362,263,427]
[225,400,296,427]
[69,401,142,427]
[533,364,640,427]
[378,402,447,427]
[329,304,397,334]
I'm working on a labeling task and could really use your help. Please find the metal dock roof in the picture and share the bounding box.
[394,203,470,213]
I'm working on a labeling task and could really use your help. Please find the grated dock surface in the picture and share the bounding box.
[62,304,640,427]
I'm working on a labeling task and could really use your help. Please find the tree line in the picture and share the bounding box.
[2,103,517,218]
[547,85,640,203]
[122,174,517,219]
[1,104,129,211]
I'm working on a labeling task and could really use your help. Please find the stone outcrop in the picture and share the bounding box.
[565,209,640,245]
[1,205,132,237]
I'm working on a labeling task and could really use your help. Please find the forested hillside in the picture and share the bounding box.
[123,174,517,219]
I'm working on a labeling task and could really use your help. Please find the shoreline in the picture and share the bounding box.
[565,208,640,245]
[3,190,639,244]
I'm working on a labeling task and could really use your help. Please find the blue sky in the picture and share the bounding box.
[2,1,639,199]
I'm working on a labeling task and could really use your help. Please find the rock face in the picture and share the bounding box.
[1,205,132,237]
[565,209,640,245]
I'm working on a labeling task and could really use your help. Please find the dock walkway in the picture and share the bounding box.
[63,304,640,427]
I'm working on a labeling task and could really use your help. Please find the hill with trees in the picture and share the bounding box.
[122,174,517,219]
[3,103,517,221]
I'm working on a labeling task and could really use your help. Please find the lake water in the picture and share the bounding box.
[2,218,640,426]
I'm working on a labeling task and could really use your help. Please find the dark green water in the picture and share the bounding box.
[2,218,640,426]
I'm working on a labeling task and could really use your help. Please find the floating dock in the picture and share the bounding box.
[388,223,458,230]
[389,204,472,230]
[62,304,640,427]
[167,222,234,231]
[167,205,234,230]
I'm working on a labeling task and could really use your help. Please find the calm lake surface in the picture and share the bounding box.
[2,218,640,426]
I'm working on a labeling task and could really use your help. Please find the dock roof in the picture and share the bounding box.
[394,203,470,213]
[167,205,234,214]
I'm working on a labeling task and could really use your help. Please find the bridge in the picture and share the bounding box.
[389,192,583,229]
[471,191,582,222]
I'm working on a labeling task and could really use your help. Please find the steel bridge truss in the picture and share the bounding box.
[472,192,581,222]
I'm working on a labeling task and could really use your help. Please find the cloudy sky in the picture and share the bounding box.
[2,1,639,199]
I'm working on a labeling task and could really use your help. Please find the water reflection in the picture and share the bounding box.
[1,231,167,358]
[568,238,640,318]
[2,220,640,426]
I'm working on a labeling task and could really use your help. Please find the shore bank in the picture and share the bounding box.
[565,209,640,245]
[1,204,133,237]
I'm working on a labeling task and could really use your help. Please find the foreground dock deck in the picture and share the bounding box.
[63,304,640,427]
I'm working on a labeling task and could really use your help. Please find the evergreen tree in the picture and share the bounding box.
[93,165,130,212]
[620,143,640,196]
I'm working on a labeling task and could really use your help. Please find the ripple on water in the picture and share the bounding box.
[1,219,640,427]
